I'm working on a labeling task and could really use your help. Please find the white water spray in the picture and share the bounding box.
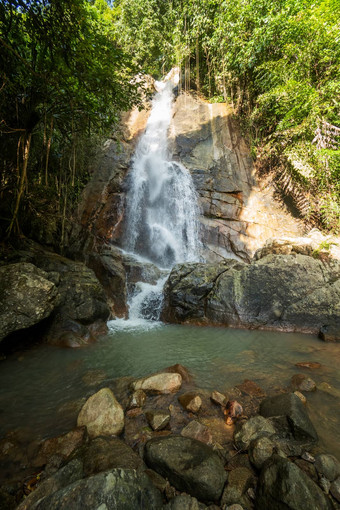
[110,70,201,329]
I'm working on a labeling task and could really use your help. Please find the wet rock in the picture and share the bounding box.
[259,392,318,443]
[73,436,143,476]
[181,420,212,445]
[33,427,87,467]
[319,476,331,494]
[164,494,207,509]
[77,388,124,438]
[236,379,265,397]
[225,400,243,425]
[248,436,276,470]
[227,505,244,510]
[291,374,316,392]
[16,459,84,510]
[210,391,227,407]
[144,435,227,502]
[315,454,340,482]
[295,362,321,369]
[30,468,163,510]
[319,324,340,342]
[302,451,315,463]
[133,372,182,394]
[234,416,276,451]
[144,469,168,493]
[294,459,318,483]
[145,409,171,431]
[179,392,202,413]
[0,263,58,343]
[221,467,254,507]
[164,364,193,382]
[330,477,340,502]
[126,407,143,418]
[257,455,333,510]
[128,389,147,410]
[317,382,340,398]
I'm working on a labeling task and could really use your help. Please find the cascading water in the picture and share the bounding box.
[111,69,201,329]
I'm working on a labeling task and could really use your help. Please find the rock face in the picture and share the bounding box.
[0,263,59,343]
[162,254,340,336]
[144,435,227,502]
[256,455,333,510]
[77,388,124,438]
[30,468,163,510]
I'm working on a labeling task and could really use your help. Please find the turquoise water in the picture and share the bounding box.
[0,324,339,457]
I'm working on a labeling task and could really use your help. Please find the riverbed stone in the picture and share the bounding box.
[145,409,171,431]
[248,436,276,470]
[179,392,202,413]
[128,389,147,409]
[210,391,227,407]
[291,374,317,392]
[259,392,318,443]
[144,435,227,501]
[164,494,207,509]
[315,454,340,482]
[132,372,182,394]
[257,455,333,510]
[0,262,59,343]
[77,388,124,438]
[330,477,340,502]
[234,416,276,451]
[181,420,212,444]
[30,468,163,510]
[221,467,254,507]
[33,427,87,467]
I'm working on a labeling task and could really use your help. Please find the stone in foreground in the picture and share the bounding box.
[132,372,182,394]
[145,409,171,431]
[259,393,318,443]
[144,435,227,502]
[234,416,276,451]
[256,455,333,510]
[31,468,163,510]
[77,388,124,438]
[178,392,202,413]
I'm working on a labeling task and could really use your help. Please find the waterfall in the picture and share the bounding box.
[111,69,201,329]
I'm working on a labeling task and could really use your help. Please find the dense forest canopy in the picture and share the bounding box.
[1,0,339,248]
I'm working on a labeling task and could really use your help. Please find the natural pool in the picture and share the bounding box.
[0,323,339,458]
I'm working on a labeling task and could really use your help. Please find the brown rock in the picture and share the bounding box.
[294,391,307,404]
[237,379,265,397]
[178,392,202,413]
[164,364,192,382]
[295,362,321,369]
[126,407,143,418]
[33,427,87,467]
[210,390,227,407]
[225,400,243,425]
[128,389,147,410]
[145,409,171,431]
[181,420,213,444]
[291,374,317,392]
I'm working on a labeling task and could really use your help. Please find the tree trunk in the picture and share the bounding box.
[7,132,31,237]
[196,38,200,93]
[45,116,53,186]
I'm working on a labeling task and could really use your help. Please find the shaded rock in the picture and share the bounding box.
[236,379,265,397]
[0,263,58,343]
[33,427,87,467]
[181,420,212,445]
[145,409,171,431]
[330,477,340,502]
[133,372,182,394]
[294,458,318,483]
[31,468,163,510]
[164,494,207,509]
[144,435,227,502]
[72,436,143,476]
[234,416,276,451]
[0,487,16,510]
[16,458,84,510]
[319,324,340,343]
[221,467,254,507]
[319,476,331,494]
[179,392,202,413]
[128,389,147,410]
[256,455,333,510]
[165,363,192,382]
[210,391,227,407]
[227,505,244,510]
[315,454,340,482]
[144,469,168,493]
[249,436,276,470]
[77,388,124,438]
[259,392,318,443]
[291,374,316,392]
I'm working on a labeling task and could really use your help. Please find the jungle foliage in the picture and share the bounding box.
[115,0,340,231]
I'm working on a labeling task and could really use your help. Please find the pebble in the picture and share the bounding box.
[302,451,315,463]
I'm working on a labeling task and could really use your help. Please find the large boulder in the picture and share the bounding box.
[259,393,318,443]
[0,262,59,343]
[144,435,227,502]
[77,388,124,438]
[30,468,163,510]
[163,254,340,335]
[256,455,333,510]
[233,416,276,451]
